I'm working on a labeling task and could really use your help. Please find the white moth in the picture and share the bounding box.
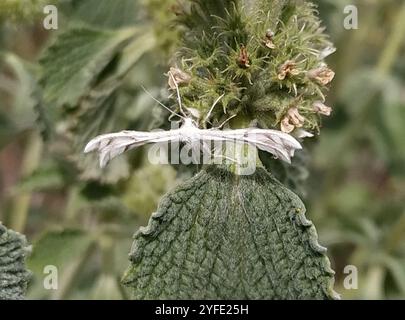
[84,72,302,168]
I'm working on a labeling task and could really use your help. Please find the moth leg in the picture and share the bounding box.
[209,142,240,165]
[212,154,241,166]
[213,114,237,130]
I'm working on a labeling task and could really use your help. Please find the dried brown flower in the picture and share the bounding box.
[264,29,276,49]
[307,65,335,85]
[313,101,332,116]
[278,60,300,80]
[237,45,251,68]
[167,67,191,90]
[281,117,295,133]
[280,107,305,133]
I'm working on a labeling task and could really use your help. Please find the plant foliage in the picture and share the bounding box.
[0,223,31,300]
[123,166,338,299]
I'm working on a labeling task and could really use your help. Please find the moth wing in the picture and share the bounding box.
[84,130,180,168]
[244,129,302,162]
[201,129,302,163]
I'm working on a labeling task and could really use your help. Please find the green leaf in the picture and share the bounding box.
[28,229,93,276]
[374,102,405,174]
[70,0,140,29]
[123,166,338,299]
[382,255,405,295]
[90,274,124,300]
[16,162,66,192]
[122,164,179,218]
[0,53,39,144]
[40,27,138,107]
[52,29,156,183]
[27,228,95,299]
[0,0,57,23]
[0,223,31,300]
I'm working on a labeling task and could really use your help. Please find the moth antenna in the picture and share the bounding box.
[141,86,185,120]
[168,71,187,118]
[204,93,225,124]
[168,113,183,124]
[215,114,237,129]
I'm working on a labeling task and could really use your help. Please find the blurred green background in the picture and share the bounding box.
[0,0,405,299]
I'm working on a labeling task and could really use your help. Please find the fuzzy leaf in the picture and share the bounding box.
[55,29,156,183]
[0,223,31,300]
[123,166,338,299]
[40,27,137,107]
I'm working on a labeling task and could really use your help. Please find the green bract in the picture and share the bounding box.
[168,0,334,133]
[123,166,338,299]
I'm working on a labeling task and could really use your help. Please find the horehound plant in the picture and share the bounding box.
[30,0,338,300]
[112,0,338,299]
